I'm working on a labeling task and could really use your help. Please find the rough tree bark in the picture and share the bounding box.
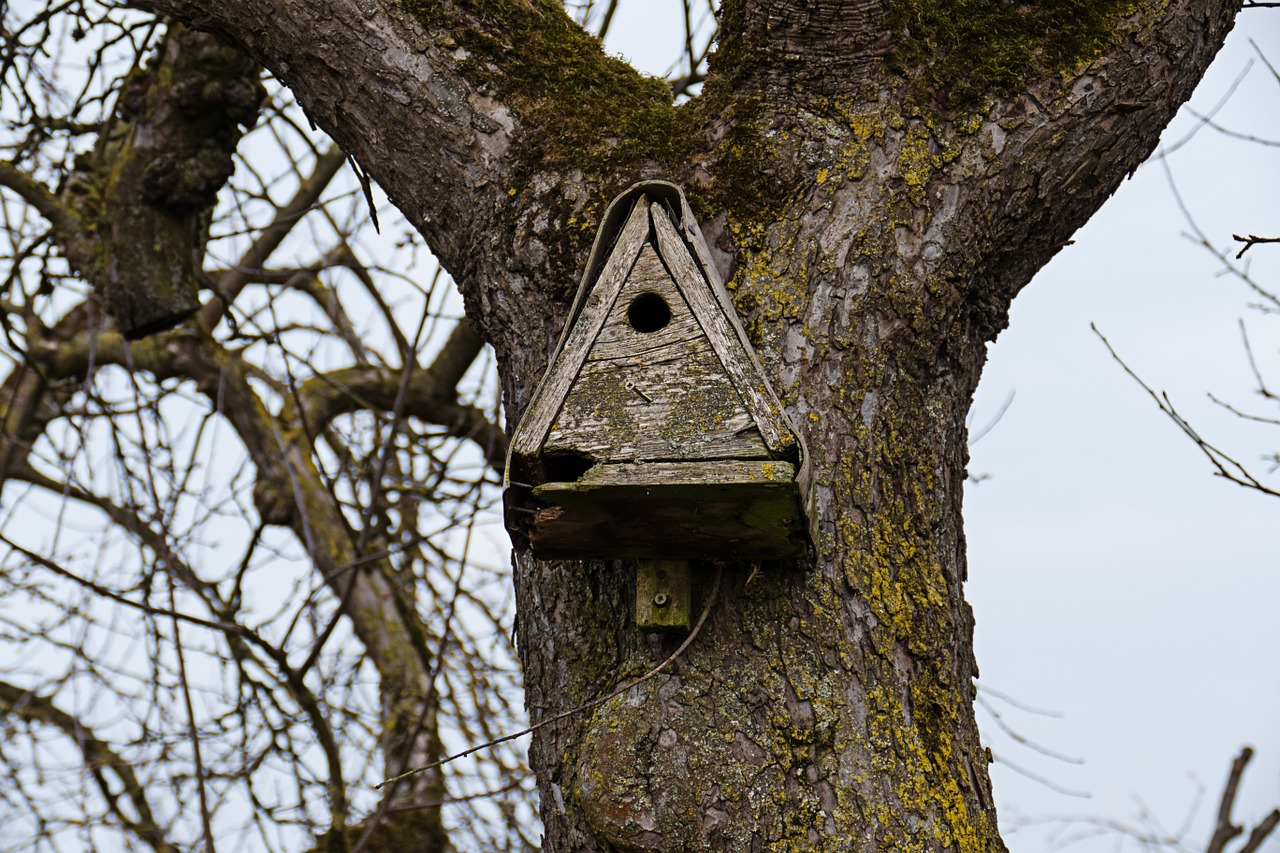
[131,0,1240,849]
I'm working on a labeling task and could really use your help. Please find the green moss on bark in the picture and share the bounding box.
[399,0,695,179]
[890,0,1137,107]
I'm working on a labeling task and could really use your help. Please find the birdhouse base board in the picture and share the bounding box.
[527,460,805,560]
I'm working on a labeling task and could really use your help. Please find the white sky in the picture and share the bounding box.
[602,5,1280,850]
[965,14,1280,849]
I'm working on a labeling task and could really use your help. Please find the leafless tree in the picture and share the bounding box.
[0,3,580,849]
[0,0,1245,850]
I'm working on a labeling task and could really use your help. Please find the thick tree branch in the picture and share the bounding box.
[284,318,503,468]
[0,363,51,497]
[61,25,264,338]
[957,0,1242,332]
[0,299,101,495]
[0,161,91,264]
[425,318,486,395]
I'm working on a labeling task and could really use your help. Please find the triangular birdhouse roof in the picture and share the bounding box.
[508,183,804,481]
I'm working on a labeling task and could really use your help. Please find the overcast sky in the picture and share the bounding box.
[964,13,1280,849]
[600,6,1280,850]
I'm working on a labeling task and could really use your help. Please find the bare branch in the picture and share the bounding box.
[595,0,620,39]
[1241,811,1280,853]
[1233,233,1280,258]
[0,531,355,849]
[1204,747,1280,853]
[0,680,180,853]
[284,322,504,469]
[1158,147,1280,313]
[1206,747,1251,853]
[1093,325,1280,499]
[200,145,347,333]
[0,160,87,255]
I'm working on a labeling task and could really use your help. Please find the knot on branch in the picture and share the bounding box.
[253,475,298,527]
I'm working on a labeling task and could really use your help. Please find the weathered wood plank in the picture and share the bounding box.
[584,334,718,370]
[544,341,766,461]
[588,244,702,360]
[528,461,806,559]
[635,559,691,631]
[568,459,795,486]
[650,202,798,460]
[509,196,651,461]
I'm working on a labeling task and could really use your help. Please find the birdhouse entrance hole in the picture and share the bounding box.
[627,292,670,333]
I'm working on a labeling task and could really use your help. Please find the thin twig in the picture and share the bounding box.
[1240,810,1280,853]
[1151,61,1255,161]
[1206,747,1251,853]
[595,0,619,39]
[969,390,1016,445]
[1233,233,1280,258]
[1092,325,1280,498]
[988,750,1091,799]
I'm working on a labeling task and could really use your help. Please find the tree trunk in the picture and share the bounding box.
[135,0,1242,848]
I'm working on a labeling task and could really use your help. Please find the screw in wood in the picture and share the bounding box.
[653,592,670,607]
[624,379,653,404]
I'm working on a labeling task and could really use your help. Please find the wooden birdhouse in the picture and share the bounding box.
[505,182,811,563]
